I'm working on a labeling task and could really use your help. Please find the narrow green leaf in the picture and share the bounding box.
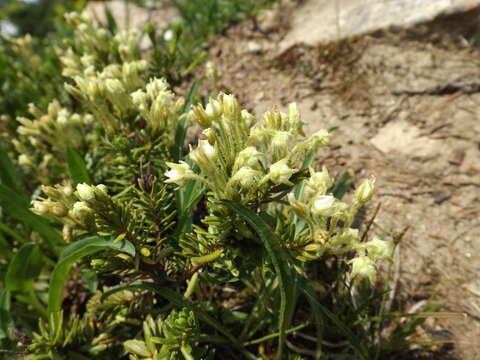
[171,79,201,162]
[294,150,316,200]
[220,200,294,360]
[48,236,135,314]
[5,243,43,292]
[66,147,90,185]
[299,279,369,359]
[0,140,23,194]
[102,281,252,357]
[0,183,63,251]
[0,290,12,339]
[0,180,28,208]
[298,278,323,359]
[174,170,206,234]
[0,231,13,258]
[0,223,27,245]
[103,4,118,34]
[330,171,353,200]
[183,79,201,114]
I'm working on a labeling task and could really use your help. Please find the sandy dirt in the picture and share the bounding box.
[188,2,480,358]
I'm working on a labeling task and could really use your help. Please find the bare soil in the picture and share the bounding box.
[188,2,480,359]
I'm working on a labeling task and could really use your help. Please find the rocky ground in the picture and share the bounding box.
[191,2,480,358]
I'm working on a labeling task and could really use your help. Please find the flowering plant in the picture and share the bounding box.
[0,10,431,360]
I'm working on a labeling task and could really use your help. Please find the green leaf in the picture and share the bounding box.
[171,79,201,162]
[298,278,323,359]
[102,281,250,357]
[103,4,117,34]
[174,169,206,234]
[0,140,24,195]
[294,150,316,200]
[0,290,12,339]
[0,181,29,209]
[220,200,294,360]
[330,171,353,200]
[0,183,64,252]
[5,243,44,293]
[66,147,90,185]
[0,223,27,245]
[48,236,135,314]
[299,279,370,359]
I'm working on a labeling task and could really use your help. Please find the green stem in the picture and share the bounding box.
[243,321,310,346]
[26,288,47,319]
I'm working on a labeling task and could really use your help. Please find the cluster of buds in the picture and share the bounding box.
[290,173,392,283]
[64,60,149,134]
[16,101,92,155]
[5,34,42,72]
[59,11,153,134]
[64,11,110,59]
[60,12,143,79]
[165,93,331,205]
[31,182,111,242]
[131,78,184,141]
[114,29,141,62]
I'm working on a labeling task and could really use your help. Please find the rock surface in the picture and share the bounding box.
[279,0,480,52]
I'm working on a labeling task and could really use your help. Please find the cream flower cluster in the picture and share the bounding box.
[60,11,173,135]
[165,93,331,204]
[164,94,392,282]
[31,182,110,242]
[290,172,392,283]
[15,100,92,155]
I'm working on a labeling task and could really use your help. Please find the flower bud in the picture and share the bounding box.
[230,167,261,189]
[62,183,73,196]
[241,109,254,127]
[350,255,376,283]
[364,237,394,260]
[310,129,331,146]
[71,201,93,218]
[305,166,333,198]
[272,131,290,151]
[164,161,194,186]
[205,99,222,119]
[266,159,297,186]
[287,193,310,219]
[95,184,108,196]
[76,183,95,202]
[18,154,32,167]
[198,140,217,162]
[202,128,217,144]
[31,201,48,215]
[235,146,263,170]
[312,195,336,217]
[189,140,218,177]
[205,61,216,79]
[355,177,376,203]
[288,102,300,124]
[105,79,125,94]
[162,28,174,41]
[222,94,236,113]
[51,203,68,217]
[42,185,62,201]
